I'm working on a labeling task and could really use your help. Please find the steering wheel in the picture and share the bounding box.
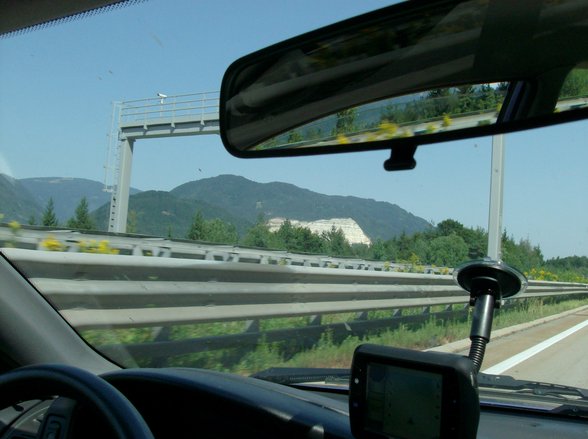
[0,363,154,439]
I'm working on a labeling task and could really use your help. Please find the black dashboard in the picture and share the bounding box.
[0,368,351,439]
[104,368,352,439]
[2,368,588,439]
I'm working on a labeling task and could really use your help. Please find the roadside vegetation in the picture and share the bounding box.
[194,214,588,283]
[82,295,588,374]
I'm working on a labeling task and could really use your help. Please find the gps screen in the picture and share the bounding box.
[365,363,443,439]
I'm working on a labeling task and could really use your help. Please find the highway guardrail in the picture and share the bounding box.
[3,244,587,365]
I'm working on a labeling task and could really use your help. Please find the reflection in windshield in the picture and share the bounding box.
[0,0,587,394]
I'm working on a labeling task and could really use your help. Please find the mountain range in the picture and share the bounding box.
[0,174,41,223]
[170,175,430,240]
[1,174,431,241]
[19,177,141,222]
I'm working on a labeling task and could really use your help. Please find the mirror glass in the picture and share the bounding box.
[556,66,588,113]
[256,82,507,152]
[220,0,588,156]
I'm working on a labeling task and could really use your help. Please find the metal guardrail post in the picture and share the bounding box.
[309,315,322,326]
[245,320,260,333]
[355,312,368,321]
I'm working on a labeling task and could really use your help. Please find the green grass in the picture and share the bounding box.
[268,299,588,372]
[232,296,588,374]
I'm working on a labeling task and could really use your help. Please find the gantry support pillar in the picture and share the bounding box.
[108,138,134,233]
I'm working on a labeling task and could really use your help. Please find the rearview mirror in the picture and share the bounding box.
[220,0,588,158]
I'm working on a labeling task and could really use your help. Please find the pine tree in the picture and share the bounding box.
[67,197,94,230]
[42,197,59,227]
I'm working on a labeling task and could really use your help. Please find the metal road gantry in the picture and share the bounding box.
[106,92,220,233]
[104,91,587,234]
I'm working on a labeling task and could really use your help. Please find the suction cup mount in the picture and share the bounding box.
[454,259,527,372]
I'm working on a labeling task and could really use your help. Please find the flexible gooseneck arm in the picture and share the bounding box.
[454,260,527,373]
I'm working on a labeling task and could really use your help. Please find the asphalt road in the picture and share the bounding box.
[459,307,588,389]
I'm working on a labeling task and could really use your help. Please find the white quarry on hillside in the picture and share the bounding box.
[267,217,372,245]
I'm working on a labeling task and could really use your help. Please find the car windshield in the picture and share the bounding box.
[1,0,587,402]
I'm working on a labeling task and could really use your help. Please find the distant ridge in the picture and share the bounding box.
[92,190,252,238]
[171,175,431,240]
[4,174,431,240]
[19,177,141,222]
[0,174,42,223]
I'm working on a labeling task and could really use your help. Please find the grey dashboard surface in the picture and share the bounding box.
[478,410,588,438]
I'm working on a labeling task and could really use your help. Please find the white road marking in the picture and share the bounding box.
[482,319,588,375]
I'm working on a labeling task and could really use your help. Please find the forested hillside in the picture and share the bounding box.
[171,175,431,240]
[92,190,252,238]
[19,177,141,223]
[3,173,586,282]
[0,174,42,223]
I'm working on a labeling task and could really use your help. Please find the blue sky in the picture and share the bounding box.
[0,0,586,258]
